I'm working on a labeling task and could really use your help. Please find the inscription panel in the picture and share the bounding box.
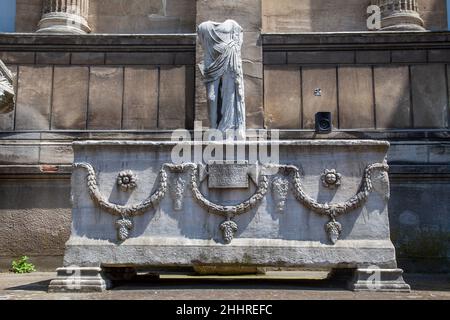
[208,161,249,189]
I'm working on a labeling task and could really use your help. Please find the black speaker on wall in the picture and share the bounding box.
[315,112,332,133]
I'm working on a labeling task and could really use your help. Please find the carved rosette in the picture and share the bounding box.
[37,0,91,34]
[117,170,138,192]
[321,169,342,189]
[272,177,289,212]
[220,220,238,244]
[170,176,187,211]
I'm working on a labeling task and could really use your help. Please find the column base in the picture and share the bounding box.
[381,24,426,31]
[348,268,411,292]
[37,12,91,34]
[48,267,112,293]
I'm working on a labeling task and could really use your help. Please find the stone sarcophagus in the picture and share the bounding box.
[49,140,410,292]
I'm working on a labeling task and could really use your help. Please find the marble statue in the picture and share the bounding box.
[197,20,246,138]
[0,60,15,114]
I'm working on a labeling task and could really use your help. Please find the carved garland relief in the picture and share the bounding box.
[75,162,388,244]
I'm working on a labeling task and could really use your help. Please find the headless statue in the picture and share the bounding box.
[197,20,246,139]
[0,59,15,114]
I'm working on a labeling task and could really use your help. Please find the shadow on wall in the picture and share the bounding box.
[89,0,196,33]
[262,0,448,32]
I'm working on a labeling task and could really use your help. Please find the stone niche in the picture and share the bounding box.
[49,140,410,292]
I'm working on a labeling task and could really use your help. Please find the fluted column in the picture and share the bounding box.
[37,0,91,34]
[372,0,425,31]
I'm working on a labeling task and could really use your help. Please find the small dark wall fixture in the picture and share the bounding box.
[315,112,332,133]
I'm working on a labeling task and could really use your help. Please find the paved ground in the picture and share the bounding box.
[0,272,449,300]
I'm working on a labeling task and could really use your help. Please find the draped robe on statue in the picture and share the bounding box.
[0,60,14,114]
[197,20,246,138]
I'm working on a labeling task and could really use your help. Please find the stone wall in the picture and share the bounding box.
[263,33,450,130]
[16,0,196,33]
[0,35,196,131]
[262,0,448,32]
[0,176,71,271]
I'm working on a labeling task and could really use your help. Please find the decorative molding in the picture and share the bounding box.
[220,220,238,244]
[74,162,167,218]
[115,217,133,242]
[325,219,343,244]
[170,176,187,211]
[75,161,388,244]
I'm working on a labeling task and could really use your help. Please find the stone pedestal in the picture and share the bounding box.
[349,268,411,292]
[372,0,425,31]
[49,140,409,292]
[48,267,111,293]
[37,0,91,34]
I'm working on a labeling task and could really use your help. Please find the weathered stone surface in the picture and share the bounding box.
[338,67,374,129]
[105,52,177,65]
[36,52,71,65]
[0,145,40,164]
[418,0,449,31]
[264,52,287,65]
[89,0,196,34]
[61,140,398,278]
[245,76,265,129]
[15,0,43,33]
[71,52,105,65]
[349,268,410,292]
[448,65,450,122]
[87,67,123,130]
[411,64,448,128]
[388,144,429,164]
[264,66,301,129]
[0,52,35,65]
[262,0,446,32]
[428,49,450,62]
[302,67,338,129]
[15,66,52,130]
[374,66,411,129]
[208,161,250,189]
[288,51,354,65]
[356,51,390,64]
[52,67,89,130]
[391,50,427,63]
[0,178,71,258]
[39,144,74,164]
[49,267,111,293]
[123,67,158,130]
[389,173,450,273]
[159,66,186,129]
